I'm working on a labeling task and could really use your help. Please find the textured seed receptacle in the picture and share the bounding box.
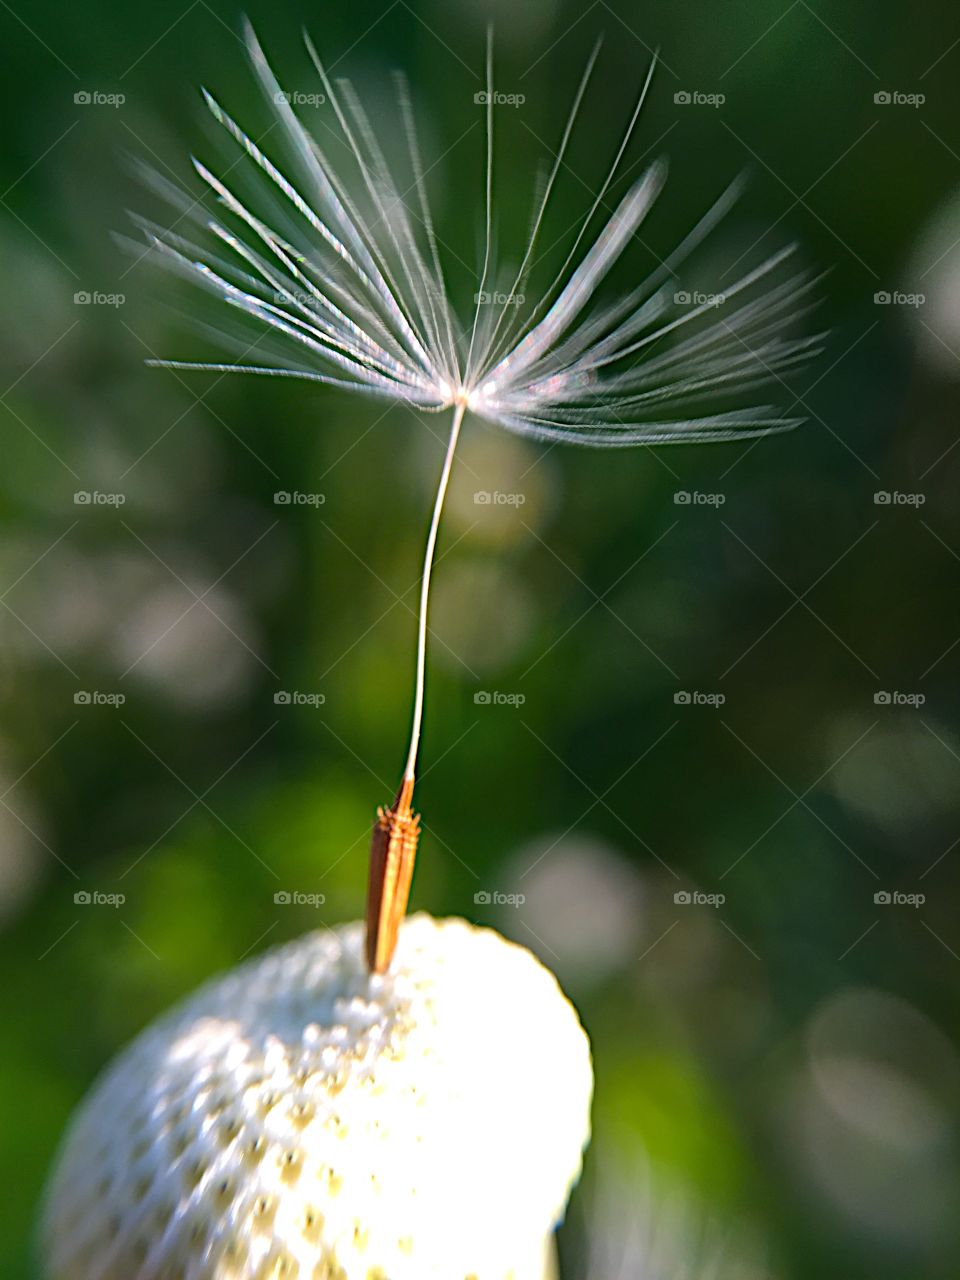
[43,914,593,1280]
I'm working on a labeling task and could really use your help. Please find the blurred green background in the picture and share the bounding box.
[2,0,959,1276]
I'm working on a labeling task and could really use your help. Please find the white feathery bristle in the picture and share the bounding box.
[136,24,822,448]
[42,914,593,1280]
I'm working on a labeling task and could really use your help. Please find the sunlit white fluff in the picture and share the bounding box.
[43,915,592,1280]
[134,22,822,448]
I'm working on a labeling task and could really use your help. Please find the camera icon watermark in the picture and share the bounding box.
[873,90,924,108]
[873,690,925,707]
[74,889,125,907]
[673,490,725,507]
[673,290,725,308]
[674,889,725,907]
[674,89,725,108]
[74,89,125,108]
[674,690,725,707]
[74,490,126,506]
[74,690,126,707]
[474,490,526,506]
[274,490,325,506]
[274,890,326,907]
[73,291,125,308]
[273,690,325,708]
[874,889,924,907]
[474,290,525,306]
[873,490,925,506]
[873,290,924,308]
[474,690,525,707]
[474,889,525,907]
[273,90,326,107]
[474,90,526,107]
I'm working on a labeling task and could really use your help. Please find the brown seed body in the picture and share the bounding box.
[365,777,421,972]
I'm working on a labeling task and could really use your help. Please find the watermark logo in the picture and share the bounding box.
[674,490,725,507]
[873,490,925,507]
[674,690,725,707]
[273,90,326,107]
[274,690,325,708]
[874,890,925,908]
[74,291,125,307]
[873,290,925,308]
[874,90,925,108]
[74,690,126,707]
[74,889,125,907]
[274,490,325,507]
[674,889,725,907]
[874,690,925,708]
[272,289,322,307]
[673,290,725,307]
[74,490,125,506]
[274,890,326,907]
[474,490,526,506]
[674,89,725,108]
[74,90,125,108]
[474,690,526,707]
[474,889,526,907]
[475,290,525,307]
[474,90,526,108]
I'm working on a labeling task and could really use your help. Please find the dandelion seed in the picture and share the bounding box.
[135,23,822,972]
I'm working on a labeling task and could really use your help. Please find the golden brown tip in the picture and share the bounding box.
[365,776,421,973]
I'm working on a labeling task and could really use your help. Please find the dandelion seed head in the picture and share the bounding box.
[43,915,592,1280]
[136,22,821,449]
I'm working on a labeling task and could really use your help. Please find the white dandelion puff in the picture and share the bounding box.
[133,22,822,971]
[43,916,594,1280]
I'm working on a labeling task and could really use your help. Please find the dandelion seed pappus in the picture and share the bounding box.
[133,21,821,973]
